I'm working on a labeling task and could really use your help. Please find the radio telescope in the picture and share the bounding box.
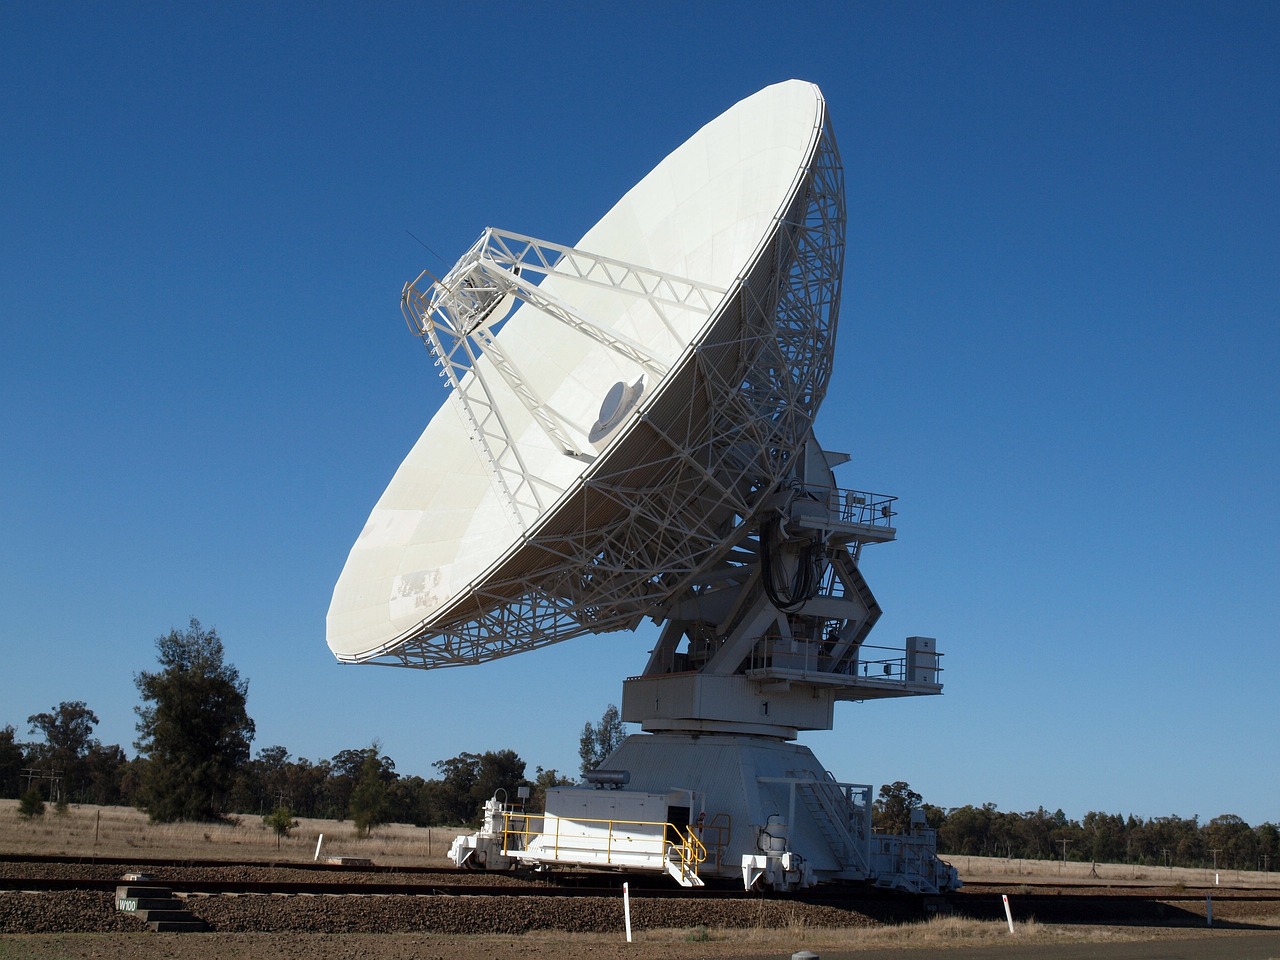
[329,80,956,892]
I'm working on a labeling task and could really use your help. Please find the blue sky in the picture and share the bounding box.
[2,3,1276,826]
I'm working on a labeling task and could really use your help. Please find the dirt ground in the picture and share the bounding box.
[3,802,1276,892]
[3,803,1279,960]
[4,928,1280,960]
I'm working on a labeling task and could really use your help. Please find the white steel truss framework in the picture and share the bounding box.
[359,113,847,670]
[402,230,727,528]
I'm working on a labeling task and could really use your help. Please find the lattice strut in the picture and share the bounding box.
[358,112,846,669]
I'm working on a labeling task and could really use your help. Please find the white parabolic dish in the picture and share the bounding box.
[328,79,847,667]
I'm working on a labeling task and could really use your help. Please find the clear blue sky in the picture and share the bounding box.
[2,3,1276,826]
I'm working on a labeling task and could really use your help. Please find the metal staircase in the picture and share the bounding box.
[664,830,707,887]
[115,884,207,932]
[795,774,871,878]
[664,851,706,887]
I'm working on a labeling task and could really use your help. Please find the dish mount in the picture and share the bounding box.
[328,81,957,893]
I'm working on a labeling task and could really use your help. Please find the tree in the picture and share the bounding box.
[18,785,45,819]
[531,766,574,810]
[429,752,481,825]
[350,746,392,837]
[578,704,627,776]
[283,757,334,820]
[471,749,525,812]
[1082,811,1127,864]
[920,802,947,831]
[0,725,25,798]
[83,743,128,806]
[134,618,256,822]
[328,747,395,821]
[26,701,100,802]
[938,803,995,856]
[263,805,299,848]
[1016,806,1056,860]
[228,744,295,815]
[117,756,149,809]
[328,747,368,818]
[1256,822,1279,871]
[255,745,292,809]
[386,774,429,825]
[28,701,99,759]
[873,781,922,835]
[425,749,530,826]
[1206,814,1257,870]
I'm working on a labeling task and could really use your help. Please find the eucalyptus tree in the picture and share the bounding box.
[134,618,255,822]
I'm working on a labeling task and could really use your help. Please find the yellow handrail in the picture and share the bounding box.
[499,811,708,879]
[671,825,707,873]
[699,813,732,869]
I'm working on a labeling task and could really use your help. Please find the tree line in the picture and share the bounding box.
[3,619,1276,872]
[2,619,576,830]
[874,782,1279,873]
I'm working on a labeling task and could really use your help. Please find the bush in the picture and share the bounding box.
[18,786,46,820]
[263,806,299,848]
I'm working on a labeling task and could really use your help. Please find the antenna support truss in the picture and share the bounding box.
[358,111,849,671]
[401,229,727,528]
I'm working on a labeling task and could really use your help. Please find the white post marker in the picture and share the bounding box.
[314,833,324,861]
[623,882,633,943]
[1002,894,1015,933]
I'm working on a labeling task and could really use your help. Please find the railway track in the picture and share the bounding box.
[0,853,783,899]
[6,854,1280,936]
[4,854,1278,911]
[0,852,470,875]
[959,879,1280,899]
[0,876,745,898]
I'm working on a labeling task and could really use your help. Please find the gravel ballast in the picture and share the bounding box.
[1,889,874,935]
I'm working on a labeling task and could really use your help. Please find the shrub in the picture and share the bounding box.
[18,786,46,820]
[263,806,299,848]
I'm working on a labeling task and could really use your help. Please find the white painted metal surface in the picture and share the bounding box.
[337,80,957,893]
[450,734,958,892]
[523,788,683,873]
[328,80,836,666]
[450,786,708,888]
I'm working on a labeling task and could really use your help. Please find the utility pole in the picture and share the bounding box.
[1058,838,1072,875]
[20,768,63,803]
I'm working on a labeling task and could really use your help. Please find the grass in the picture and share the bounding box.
[606,914,1211,952]
[949,852,1280,889]
[3,799,1279,959]
[5,799,1277,890]
[0,799,459,866]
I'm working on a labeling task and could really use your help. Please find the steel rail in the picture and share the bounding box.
[0,875,842,901]
[5,874,1278,909]
[0,853,466,874]
[5,855,1277,908]
[957,880,1280,896]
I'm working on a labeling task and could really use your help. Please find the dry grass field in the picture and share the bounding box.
[4,800,1278,889]
[950,852,1280,890]
[3,800,1280,960]
[0,799,455,865]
